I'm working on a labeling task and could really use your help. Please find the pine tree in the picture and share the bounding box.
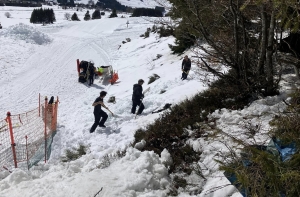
[109,9,118,18]
[92,9,101,19]
[84,10,91,21]
[30,9,38,23]
[71,12,80,21]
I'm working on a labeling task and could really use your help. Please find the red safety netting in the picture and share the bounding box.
[0,94,58,172]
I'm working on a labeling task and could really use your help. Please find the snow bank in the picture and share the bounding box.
[0,23,52,45]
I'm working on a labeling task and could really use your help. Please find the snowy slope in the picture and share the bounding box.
[0,5,294,197]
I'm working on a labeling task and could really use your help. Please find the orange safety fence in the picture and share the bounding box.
[0,94,59,172]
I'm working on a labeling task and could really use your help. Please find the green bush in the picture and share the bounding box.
[219,89,300,197]
[148,74,160,84]
[61,144,87,162]
[157,26,174,37]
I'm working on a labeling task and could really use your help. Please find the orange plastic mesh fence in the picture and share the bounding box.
[0,95,58,172]
[0,118,13,171]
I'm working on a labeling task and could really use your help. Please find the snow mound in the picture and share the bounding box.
[0,23,52,45]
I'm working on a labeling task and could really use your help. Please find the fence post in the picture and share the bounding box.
[77,59,80,76]
[51,103,55,132]
[54,96,59,131]
[25,135,29,170]
[55,97,59,131]
[7,112,17,168]
[44,97,48,163]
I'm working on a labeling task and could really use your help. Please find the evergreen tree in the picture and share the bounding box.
[30,9,38,23]
[84,10,91,21]
[109,9,118,18]
[71,12,80,21]
[29,8,55,24]
[167,0,282,96]
[131,8,162,17]
[92,9,101,19]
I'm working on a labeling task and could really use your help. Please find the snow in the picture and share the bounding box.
[0,4,295,197]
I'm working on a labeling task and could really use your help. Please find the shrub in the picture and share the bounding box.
[144,31,150,38]
[148,74,160,84]
[71,12,80,21]
[97,149,126,169]
[144,27,151,38]
[160,90,166,94]
[92,9,101,19]
[61,144,87,162]
[84,10,91,21]
[151,25,158,33]
[218,89,300,197]
[64,13,71,20]
[4,12,11,18]
[156,54,162,59]
[157,26,174,37]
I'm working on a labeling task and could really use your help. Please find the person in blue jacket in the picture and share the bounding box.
[131,79,145,115]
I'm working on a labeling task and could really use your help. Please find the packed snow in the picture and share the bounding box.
[0,4,297,197]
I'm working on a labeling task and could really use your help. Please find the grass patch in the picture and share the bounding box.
[61,144,87,162]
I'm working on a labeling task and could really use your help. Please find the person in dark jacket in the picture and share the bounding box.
[181,55,191,80]
[131,79,145,115]
[88,63,95,86]
[90,91,111,133]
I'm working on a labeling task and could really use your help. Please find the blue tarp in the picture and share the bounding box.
[224,137,297,197]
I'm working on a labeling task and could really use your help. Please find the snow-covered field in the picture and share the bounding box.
[0,4,296,197]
